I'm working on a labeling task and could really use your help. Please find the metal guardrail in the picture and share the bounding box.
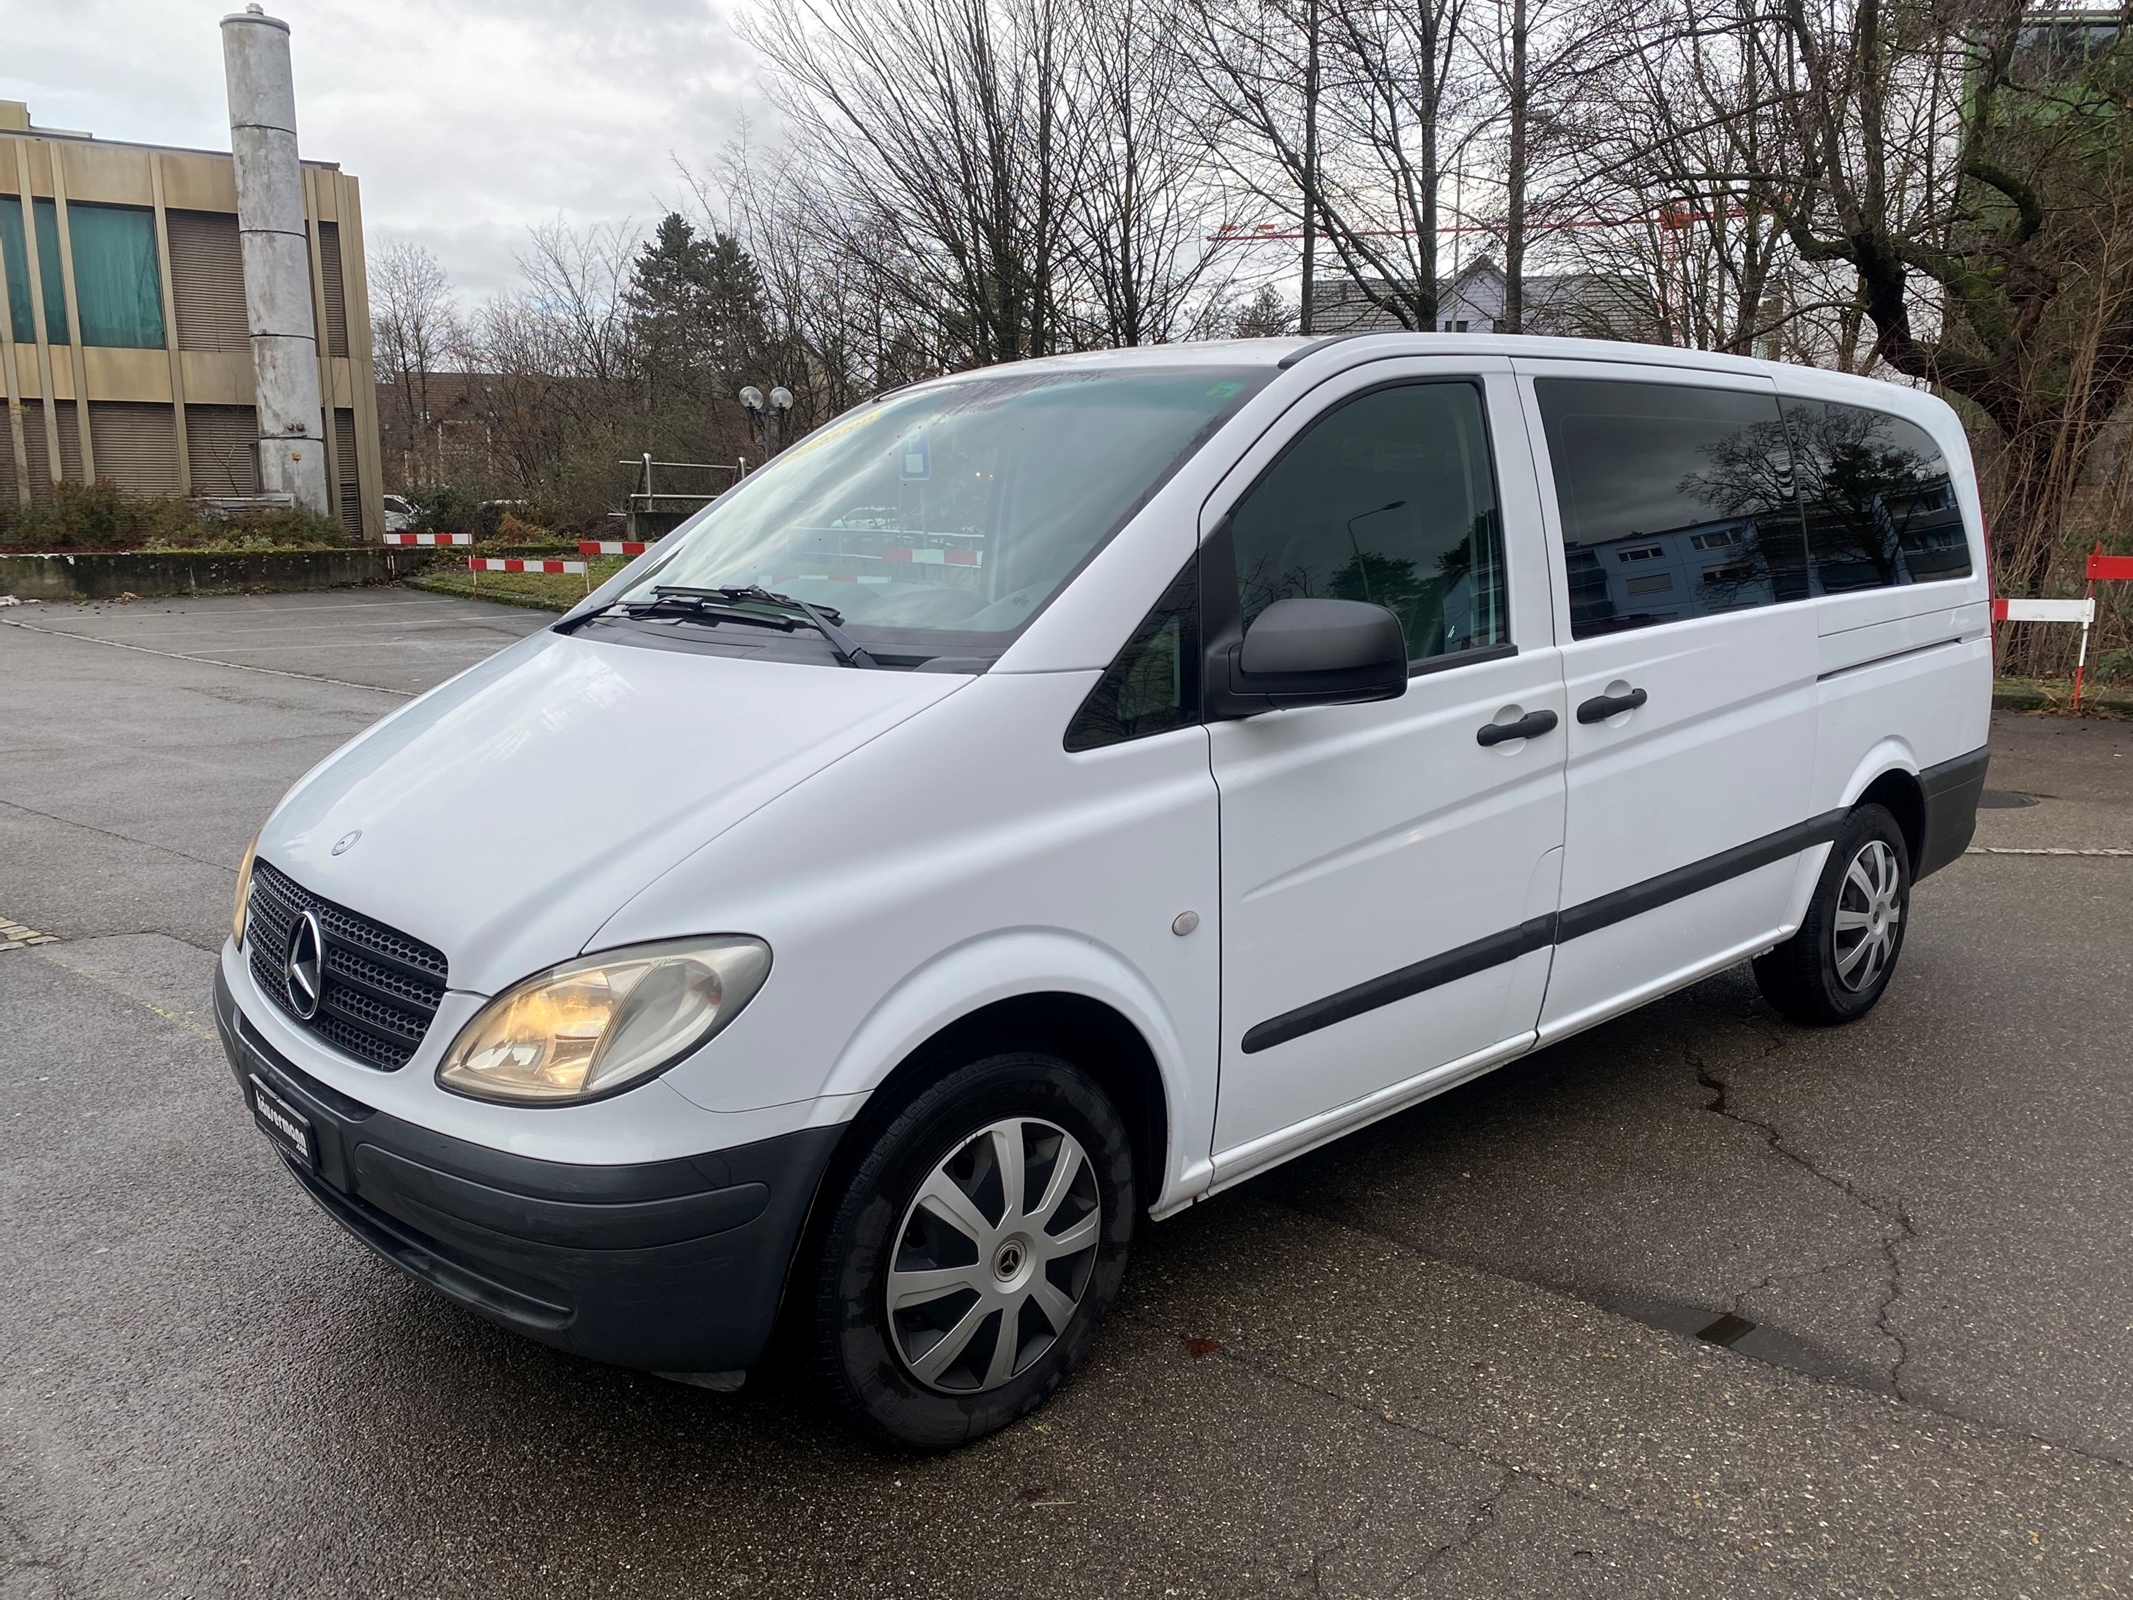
[617,455,745,542]
[620,455,745,513]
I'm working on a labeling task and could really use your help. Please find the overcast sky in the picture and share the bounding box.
[0,0,768,300]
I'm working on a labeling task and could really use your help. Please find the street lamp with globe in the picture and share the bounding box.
[740,384,795,461]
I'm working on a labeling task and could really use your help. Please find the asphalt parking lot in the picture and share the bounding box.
[4,588,2132,1599]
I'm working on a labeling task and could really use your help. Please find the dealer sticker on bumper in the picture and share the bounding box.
[248,1075,316,1171]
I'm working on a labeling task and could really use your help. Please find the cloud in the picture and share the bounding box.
[0,0,771,299]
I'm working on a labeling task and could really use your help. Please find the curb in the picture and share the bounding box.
[403,576,574,614]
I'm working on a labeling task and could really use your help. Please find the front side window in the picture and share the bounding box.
[620,366,1267,664]
[1536,378,1809,638]
[1781,397,1971,590]
[1226,380,1508,664]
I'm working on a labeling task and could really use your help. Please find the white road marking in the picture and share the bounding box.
[0,618,417,697]
[1966,846,2133,857]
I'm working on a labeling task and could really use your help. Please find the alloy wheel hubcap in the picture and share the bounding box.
[1834,838,1903,992]
[887,1117,1101,1394]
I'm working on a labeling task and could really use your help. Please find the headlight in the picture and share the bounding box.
[232,831,260,947]
[437,937,771,1105]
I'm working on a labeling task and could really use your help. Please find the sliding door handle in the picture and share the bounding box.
[1576,686,1648,723]
[1476,708,1560,747]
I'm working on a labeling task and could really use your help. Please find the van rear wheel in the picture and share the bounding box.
[801,1052,1135,1450]
[1753,803,1911,1026]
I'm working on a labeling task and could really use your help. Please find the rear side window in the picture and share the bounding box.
[1781,397,1972,589]
[1227,380,1508,665]
[1535,379,1810,639]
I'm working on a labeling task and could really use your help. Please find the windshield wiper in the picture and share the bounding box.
[648,585,879,668]
[557,593,791,639]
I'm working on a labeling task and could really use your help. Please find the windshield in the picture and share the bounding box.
[618,365,1270,662]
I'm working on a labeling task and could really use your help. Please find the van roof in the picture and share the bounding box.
[978,333,1940,413]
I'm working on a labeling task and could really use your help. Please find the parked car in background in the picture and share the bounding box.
[214,334,1991,1449]
[381,494,416,534]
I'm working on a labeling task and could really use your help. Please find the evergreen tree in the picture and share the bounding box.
[625,213,773,402]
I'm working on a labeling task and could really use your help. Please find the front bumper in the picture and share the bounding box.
[214,968,841,1374]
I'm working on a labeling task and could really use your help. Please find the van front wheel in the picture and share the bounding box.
[801,1052,1135,1450]
[1753,803,1911,1026]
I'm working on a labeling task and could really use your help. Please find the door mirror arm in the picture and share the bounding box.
[1204,597,1410,719]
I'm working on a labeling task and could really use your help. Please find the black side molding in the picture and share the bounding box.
[1916,746,1989,880]
[1242,916,1557,1054]
[1241,809,1853,1054]
[1554,809,1848,943]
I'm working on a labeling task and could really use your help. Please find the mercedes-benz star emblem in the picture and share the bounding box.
[285,910,325,1021]
[331,829,361,856]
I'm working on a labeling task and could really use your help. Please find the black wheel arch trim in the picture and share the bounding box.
[1915,745,1990,881]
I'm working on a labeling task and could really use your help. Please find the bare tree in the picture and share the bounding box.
[1467,0,1634,332]
[745,0,1080,366]
[692,142,948,427]
[1185,0,1484,330]
[515,220,637,387]
[1619,0,2133,608]
[369,241,461,484]
[1065,0,1238,344]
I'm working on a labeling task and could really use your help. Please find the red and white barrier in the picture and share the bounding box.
[2091,552,2133,583]
[467,556,590,595]
[1994,544,2133,711]
[382,532,473,546]
[1991,596,2094,624]
[579,541,652,556]
[879,545,981,566]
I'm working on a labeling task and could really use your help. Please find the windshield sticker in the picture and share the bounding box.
[900,432,931,482]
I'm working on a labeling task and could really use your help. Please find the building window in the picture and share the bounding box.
[1,194,68,344]
[0,197,163,349]
[65,203,165,348]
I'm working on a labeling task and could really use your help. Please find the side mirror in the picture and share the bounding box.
[1211,597,1408,716]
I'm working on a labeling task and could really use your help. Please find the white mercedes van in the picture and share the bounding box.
[216,334,1991,1448]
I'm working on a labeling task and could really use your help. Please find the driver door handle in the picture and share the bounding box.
[1576,686,1649,723]
[1476,709,1560,747]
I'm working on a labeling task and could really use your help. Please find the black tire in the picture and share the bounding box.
[801,1051,1135,1451]
[1753,803,1912,1026]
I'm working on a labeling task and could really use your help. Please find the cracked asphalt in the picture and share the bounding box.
[4,590,2133,1598]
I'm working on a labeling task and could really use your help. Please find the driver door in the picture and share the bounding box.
[1206,359,1568,1181]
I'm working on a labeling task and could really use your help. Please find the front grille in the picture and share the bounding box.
[245,858,448,1070]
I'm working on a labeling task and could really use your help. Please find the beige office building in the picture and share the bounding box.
[0,99,383,537]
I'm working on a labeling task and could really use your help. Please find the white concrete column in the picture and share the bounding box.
[221,4,328,513]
